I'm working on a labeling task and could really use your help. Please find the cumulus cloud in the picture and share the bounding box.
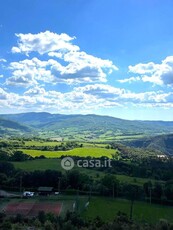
[129,62,159,74]
[24,86,46,95]
[2,31,173,113]
[1,83,173,112]
[6,58,55,87]
[0,88,8,100]
[9,31,117,85]
[75,84,125,99]
[12,31,79,55]
[0,87,19,109]
[6,75,38,87]
[128,56,173,86]
[73,84,171,104]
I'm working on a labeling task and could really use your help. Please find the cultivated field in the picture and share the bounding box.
[19,147,116,158]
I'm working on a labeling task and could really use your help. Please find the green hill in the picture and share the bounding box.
[1,112,173,140]
[125,134,173,155]
[0,118,31,136]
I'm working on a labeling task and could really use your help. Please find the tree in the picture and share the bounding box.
[44,220,54,230]
[1,221,12,230]
[165,181,173,200]
[153,183,163,200]
[0,162,15,176]
[38,211,46,224]
[0,150,9,161]
[101,174,119,197]
[10,151,30,161]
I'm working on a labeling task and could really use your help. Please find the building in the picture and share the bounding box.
[38,187,54,196]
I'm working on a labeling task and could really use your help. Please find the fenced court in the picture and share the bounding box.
[4,200,63,216]
[0,194,89,218]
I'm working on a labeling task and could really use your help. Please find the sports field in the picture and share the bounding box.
[1,195,172,223]
[0,195,89,218]
[0,197,75,217]
[5,201,62,216]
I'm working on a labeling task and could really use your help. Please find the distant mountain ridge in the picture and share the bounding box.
[1,112,173,139]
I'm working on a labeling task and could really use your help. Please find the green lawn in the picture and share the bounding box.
[19,147,116,158]
[83,197,173,223]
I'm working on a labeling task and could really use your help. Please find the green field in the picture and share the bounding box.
[19,147,116,158]
[12,159,162,186]
[83,197,173,223]
[1,192,172,223]
[1,194,172,223]
[24,141,62,147]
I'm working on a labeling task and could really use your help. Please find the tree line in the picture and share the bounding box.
[0,209,172,230]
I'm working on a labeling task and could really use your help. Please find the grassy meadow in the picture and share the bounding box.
[83,197,173,223]
[12,159,163,186]
[19,147,116,158]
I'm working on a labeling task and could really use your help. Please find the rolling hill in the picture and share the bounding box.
[125,134,173,155]
[0,112,173,140]
[0,118,31,136]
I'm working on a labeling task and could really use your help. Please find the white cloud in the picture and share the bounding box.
[128,56,173,86]
[0,58,7,63]
[24,86,46,95]
[1,83,173,112]
[129,62,159,74]
[2,32,173,113]
[75,84,125,99]
[5,75,38,87]
[6,54,116,85]
[0,87,8,100]
[9,31,118,85]
[118,76,141,83]
[12,31,79,55]
[6,58,55,87]
[73,84,173,105]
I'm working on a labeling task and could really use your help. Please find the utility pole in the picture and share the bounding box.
[58,177,61,193]
[149,186,152,205]
[112,183,115,199]
[20,175,22,194]
[130,199,134,220]
[117,182,119,198]
[89,185,92,201]
[76,187,79,213]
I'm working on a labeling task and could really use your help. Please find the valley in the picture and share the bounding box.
[1,113,173,228]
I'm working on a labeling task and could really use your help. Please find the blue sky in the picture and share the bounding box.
[0,0,173,120]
